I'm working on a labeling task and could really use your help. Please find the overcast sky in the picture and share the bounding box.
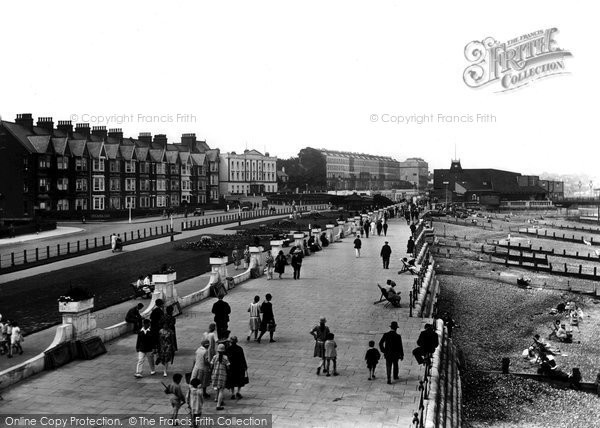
[1,1,597,177]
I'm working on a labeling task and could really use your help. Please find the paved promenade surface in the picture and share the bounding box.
[1,218,430,427]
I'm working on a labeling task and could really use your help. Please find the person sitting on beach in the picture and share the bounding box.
[555,323,572,343]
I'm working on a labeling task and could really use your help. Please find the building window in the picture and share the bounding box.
[170,164,179,175]
[110,197,121,209]
[57,199,69,211]
[125,196,136,208]
[57,156,69,170]
[170,179,180,191]
[75,198,88,210]
[23,157,29,171]
[92,196,105,210]
[139,162,149,174]
[92,159,105,172]
[156,163,166,175]
[93,176,105,192]
[38,156,51,169]
[139,179,150,191]
[57,177,69,191]
[109,160,120,173]
[125,178,136,191]
[182,180,191,191]
[39,178,49,193]
[140,196,150,208]
[171,194,180,206]
[125,160,136,173]
[157,195,166,207]
[109,178,121,191]
[157,179,166,191]
[75,158,88,171]
[472,194,478,201]
[181,164,191,175]
[76,178,88,192]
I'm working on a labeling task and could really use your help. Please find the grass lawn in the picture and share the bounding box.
[0,234,268,334]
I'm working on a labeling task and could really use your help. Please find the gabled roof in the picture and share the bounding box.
[206,149,219,162]
[149,148,165,162]
[135,145,149,161]
[119,143,136,161]
[27,135,52,153]
[165,148,180,164]
[68,139,87,157]
[190,153,206,165]
[104,143,121,160]
[86,141,106,159]
[52,137,68,155]
[178,151,191,164]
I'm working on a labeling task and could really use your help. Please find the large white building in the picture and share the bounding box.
[218,149,278,196]
[398,157,429,191]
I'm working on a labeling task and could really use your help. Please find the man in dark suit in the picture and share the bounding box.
[380,241,392,269]
[412,323,439,365]
[212,294,231,339]
[379,321,404,384]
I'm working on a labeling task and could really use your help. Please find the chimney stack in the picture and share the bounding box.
[138,132,152,144]
[91,126,107,139]
[57,120,73,134]
[181,133,197,147]
[75,123,91,137]
[36,117,54,132]
[108,128,123,141]
[153,134,168,148]
[15,113,34,129]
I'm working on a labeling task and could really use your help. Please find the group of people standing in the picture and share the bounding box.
[231,246,251,271]
[0,314,23,358]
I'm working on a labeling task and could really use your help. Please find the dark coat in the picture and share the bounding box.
[417,329,439,354]
[125,307,142,326]
[407,239,415,253]
[379,330,404,360]
[274,254,287,274]
[136,328,155,353]
[212,299,231,323]
[226,343,248,388]
[353,238,362,249]
[380,244,392,259]
[150,307,164,345]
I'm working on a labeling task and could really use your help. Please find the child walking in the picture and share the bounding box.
[365,340,381,380]
[187,378,204,428]
[10,321,24,356]
[164,373,186,424]
[324,333,339,377]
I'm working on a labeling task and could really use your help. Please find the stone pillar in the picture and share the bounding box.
[58,298,97,340]
[249,246,264,268]
[326,224,335,243]
[337,220,346,239]
[293,233,305,248]
[270,240,284,257]
[152,272,178,306]
[311,228,321,241]
[209,257,228,285]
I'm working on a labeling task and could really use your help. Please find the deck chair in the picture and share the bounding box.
[398,258,419,275]
[374,284,401,308]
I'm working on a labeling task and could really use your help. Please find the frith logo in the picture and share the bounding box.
[463,28,572,91]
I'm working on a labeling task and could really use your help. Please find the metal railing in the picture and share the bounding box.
[412,354,433,427]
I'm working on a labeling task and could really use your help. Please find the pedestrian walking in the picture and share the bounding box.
[353,234,362,258]
[232,246,241,270]
[291,247,303,280]
[365,340,381,380]
[376,220,383,236]
[150,299,165,350]
[163,373,186,423]
[156,324,176,377]
[243,245,251,269]
[383,222,388,237]
[379,321,404,384]
[110,233,117,252]
[324,333,338,376]
[310,317,330,375]
[0,316,8,355]
[274,250,287,279]
[407,236,415,257]
[225,336,248,400]
[211,344,230,411]
[125,303,144,331]
[257,294,276,343]
[380,241,392,269]
[412,323,439,365]
[191,339,212,398]
[363,220,370,238]
[370,220,376,236]
[265,251,275,280]
[211,295,231,340]
[410,222,417,237]
[163,305,178,352]
[9,321,23,356]
[187,378,204,428]
[135,319,156,378]
[204,323,218,361]
[247,296,261,341]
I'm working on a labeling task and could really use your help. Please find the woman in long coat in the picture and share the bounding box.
[156,326,175,377]
[225,336,248,399]
[274,250,287,279]
[211,344,230,410]
[191,339,212,398]
[163,305,178,352]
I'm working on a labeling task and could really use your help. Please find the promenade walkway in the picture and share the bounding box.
[1,217,430,427]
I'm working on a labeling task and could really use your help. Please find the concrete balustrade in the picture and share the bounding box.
[325,224,335,243]
[292,233,305,249]
[270,240,284,257]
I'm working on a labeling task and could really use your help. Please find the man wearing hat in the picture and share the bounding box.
[380,241,392,269]
[379,321,404,384]
[291,247,304,280]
